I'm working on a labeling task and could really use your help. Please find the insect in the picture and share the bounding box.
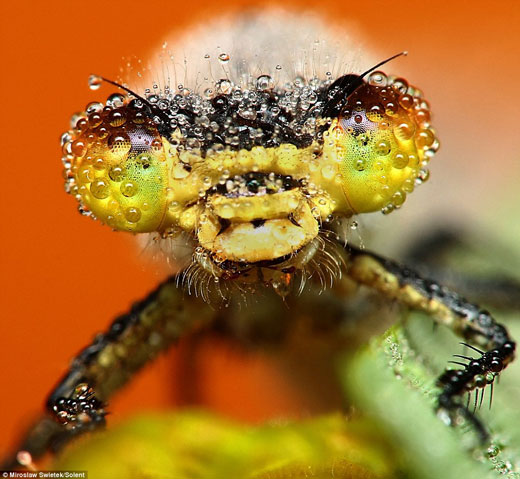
[2,11,517,473]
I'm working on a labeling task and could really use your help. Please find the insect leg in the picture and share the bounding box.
[343,244,516,441]
[3,275,215,469]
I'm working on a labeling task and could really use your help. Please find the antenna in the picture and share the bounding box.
[322,51,408,118]
[359,51,407,82]
[92,76,173,133]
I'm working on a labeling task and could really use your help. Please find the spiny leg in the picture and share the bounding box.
[343,243,516,441]
[3,275,216,469]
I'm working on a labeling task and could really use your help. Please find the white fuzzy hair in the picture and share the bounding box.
[133,9,376,94]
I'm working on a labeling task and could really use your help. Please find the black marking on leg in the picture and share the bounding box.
[52,384,106,429]
[344,244,516,441]
[3,273,215,468]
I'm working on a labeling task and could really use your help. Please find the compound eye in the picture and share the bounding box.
[335,72,439,214]
[63,98,169,231]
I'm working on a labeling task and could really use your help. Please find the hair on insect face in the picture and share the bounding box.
[61,12,438,299]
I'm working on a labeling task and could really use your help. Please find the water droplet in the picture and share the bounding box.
[367,104,384,122]
[77,165,94,183]
[108,110,126,127]
[93,157,106,170]
[416,128,435,149]
[415,168,430,185]
[216,79,232,94]
[394,121,415,141]
[487,445,500,458]
[293,76,305,88]
[402,178,415,193]
[88,74,103,91]
[238,107,257,120]
[106,93,125,108]
[219,204,234,218]
[415,109,431,125]
[398,94,414,110]
[108,133,131,155]
[218,53,230,63]
[381,204,395,215]
[368,71,387,87]
[97,126,109,139]
[392,152,409,169]
[88,113,103,128]
[60,132,72,147]
[120,180,138,197]
[85,102,103,114]
[375,140,391,156]
[71,139,87,157]
[109,166,125,182]
[151,138,163,152]
[73,117,88,131]
[355,159,366,171]
[90,179,110,199]
[385,101,398,116]
[391,77,408,94]
[124,207,141,223]
[256,75,274,91]
[392,191,406,206]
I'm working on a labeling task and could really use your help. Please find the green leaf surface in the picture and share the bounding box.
[344,316,520,479]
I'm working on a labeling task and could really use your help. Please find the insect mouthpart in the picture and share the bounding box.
[197,170,320,267]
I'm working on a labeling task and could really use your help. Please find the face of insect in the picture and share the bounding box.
[62,71,438,290]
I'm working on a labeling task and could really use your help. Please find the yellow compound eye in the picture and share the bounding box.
[64,99,170,232]
[334,72,439,214]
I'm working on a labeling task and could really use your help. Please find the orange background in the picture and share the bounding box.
[1,0,520,456]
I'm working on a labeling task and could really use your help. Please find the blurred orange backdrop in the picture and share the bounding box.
[1,0,519,455]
